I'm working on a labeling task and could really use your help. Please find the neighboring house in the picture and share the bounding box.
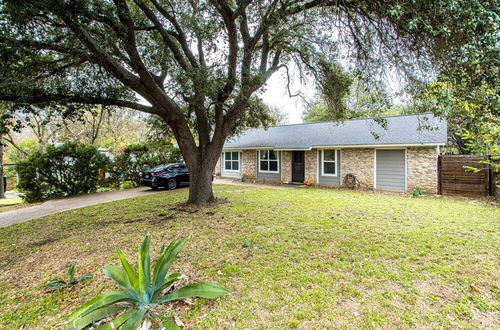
[216,114,447,192]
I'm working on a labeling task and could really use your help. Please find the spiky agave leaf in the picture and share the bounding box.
[67,291,134,328]
[152,272,182,301]
[76,274,93,283]
[160,282,230,303]
[67,235,229,329]
[66,305,126,330]
[102,265,139,299]
[152,237,188,293]
[116,247,139,291]
[67,264,76,283]
[45,280,67,290]
[137,235,151,301]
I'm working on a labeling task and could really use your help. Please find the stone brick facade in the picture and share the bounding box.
[340,148,375,188]
[281,151,292,183]
[304,150,317,184]
[242,150,257,180]
[407,147,438,192]
[218,146,439,193]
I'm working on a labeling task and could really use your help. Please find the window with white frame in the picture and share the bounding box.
[322,150,337,176]
[259,150,279,172]
[224,151,239,171]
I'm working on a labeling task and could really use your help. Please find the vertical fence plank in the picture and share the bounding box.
[437,155,442,195]
[439,155,490,196]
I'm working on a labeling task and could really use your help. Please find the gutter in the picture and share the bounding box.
[223,142,445,150]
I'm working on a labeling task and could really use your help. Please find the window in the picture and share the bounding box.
[224,152,239,171]
[259,150,279,173]
[322,150,337,176]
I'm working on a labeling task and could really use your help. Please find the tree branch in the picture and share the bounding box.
[0,93,156,114]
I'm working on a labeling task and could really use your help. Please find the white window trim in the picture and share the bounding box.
[258,150,280,173]
[321,149,338,177]
[223,151,241,172]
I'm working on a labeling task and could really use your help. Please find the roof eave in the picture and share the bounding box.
[223,142,446,150]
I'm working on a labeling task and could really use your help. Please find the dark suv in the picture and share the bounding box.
[140,163,189,190]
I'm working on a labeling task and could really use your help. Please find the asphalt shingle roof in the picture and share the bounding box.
[224,113,447,149]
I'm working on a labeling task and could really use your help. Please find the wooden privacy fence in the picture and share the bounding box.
[438,155,497,196]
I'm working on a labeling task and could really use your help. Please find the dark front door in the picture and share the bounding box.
[292,151,305,183]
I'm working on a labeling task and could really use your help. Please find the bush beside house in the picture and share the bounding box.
[109,141,182,184]
[16,142,110,202]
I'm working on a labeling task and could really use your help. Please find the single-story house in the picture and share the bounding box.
[215,113,447,192]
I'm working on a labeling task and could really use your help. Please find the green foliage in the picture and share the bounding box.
[416,79,498,157]
[312,61,353,122]
[5,139,39,163]
[411,188,427,198]
[4,139,39,180]
[110,141,182,184]
[303,72,397,123]
[67,236,229,330]
[15,142,110,202]
[120,181,137,190]
[45,264,93,294]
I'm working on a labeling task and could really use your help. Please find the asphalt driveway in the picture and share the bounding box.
[0,187,162,227]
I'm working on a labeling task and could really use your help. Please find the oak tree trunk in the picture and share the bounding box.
[187,162,216,205]
[183,142,223,206]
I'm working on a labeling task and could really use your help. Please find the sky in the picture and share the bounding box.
[259,66,317,125]
[259,64,409,125]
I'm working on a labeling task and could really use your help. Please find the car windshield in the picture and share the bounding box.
[150,164,174,172]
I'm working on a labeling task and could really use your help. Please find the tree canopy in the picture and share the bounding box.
[0,0,497,204]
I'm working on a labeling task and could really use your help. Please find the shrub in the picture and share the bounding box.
[45,264,93,294]
[110,141,182,184]
[67,236,229,329]
[16,142,109,202]
[120,180,136,189]
[411,187,427,198]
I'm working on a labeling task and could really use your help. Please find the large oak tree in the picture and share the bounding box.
[0,0,497,205]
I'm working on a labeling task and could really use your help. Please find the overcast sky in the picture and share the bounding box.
[259,67,316,125]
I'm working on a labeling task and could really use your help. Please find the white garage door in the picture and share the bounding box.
[376,149,406,191]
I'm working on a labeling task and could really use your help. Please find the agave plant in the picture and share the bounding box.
[45,264,93,293]
[67,236,229,329]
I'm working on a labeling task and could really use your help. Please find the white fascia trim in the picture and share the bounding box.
[313,143,444,148]
[274,148,312,151]
[224,147,276,151]
[226,143,445,150]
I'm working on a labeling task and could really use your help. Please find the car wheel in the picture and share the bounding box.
[152,186,158,190]
[167,178,177,190]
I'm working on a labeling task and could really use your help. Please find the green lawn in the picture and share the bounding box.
[0,185,498,328]
[0,196,22,206]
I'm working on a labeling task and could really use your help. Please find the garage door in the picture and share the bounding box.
[376,149,406,191]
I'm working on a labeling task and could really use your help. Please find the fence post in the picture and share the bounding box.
[437,155,442,195]
[487,155,493,196]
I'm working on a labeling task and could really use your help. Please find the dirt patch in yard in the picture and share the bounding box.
[27,237,60,248]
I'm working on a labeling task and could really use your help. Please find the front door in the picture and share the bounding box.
[292,151,305,183]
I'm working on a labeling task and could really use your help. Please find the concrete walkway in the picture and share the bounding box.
[0,187,162,227]
[0,179,298,228]
[213,177,299,189]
